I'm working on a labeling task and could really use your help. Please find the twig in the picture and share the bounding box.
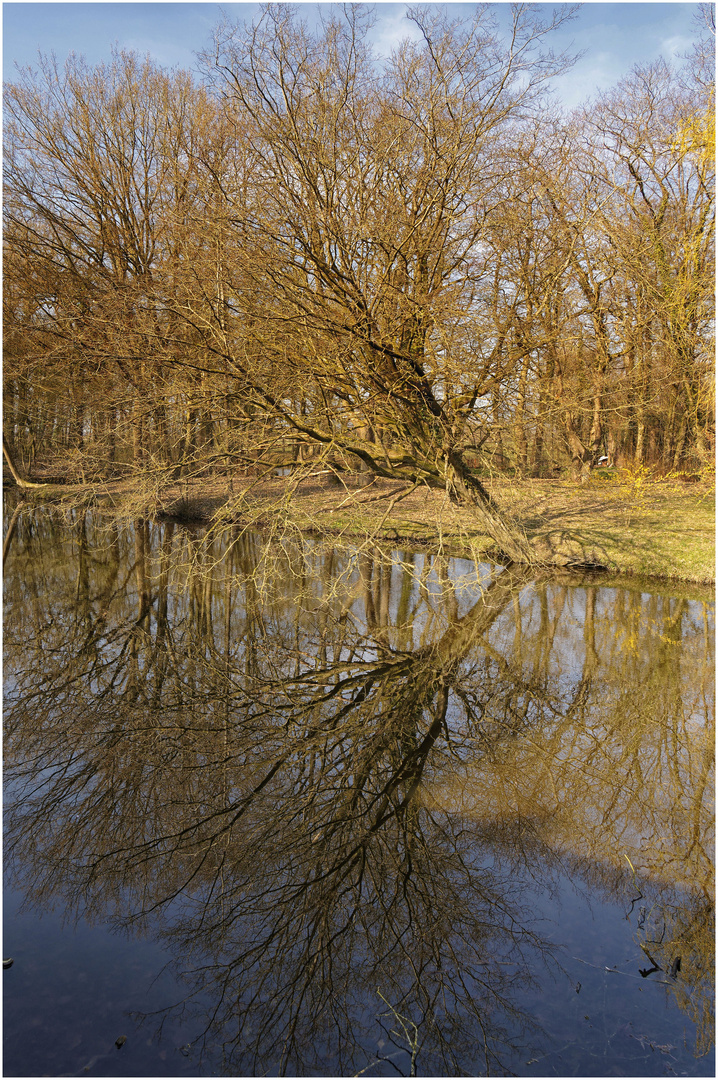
[377,991,420,1077]
[322,480,419,514]
[323,476,382,511]
[571,957,673,985]
[372,483,422,533]
[623,853,644,917]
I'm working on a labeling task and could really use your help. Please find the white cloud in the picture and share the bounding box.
[551,51,625,110]
[660,34,693,60]
[369,8,423,60]
[121,36,196,70]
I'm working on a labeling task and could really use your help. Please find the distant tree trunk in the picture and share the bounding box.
[513,358,529,477]
[672,406,689,470]
[634,407,646,467]
[565,423,592,482]
[131,403,145,469]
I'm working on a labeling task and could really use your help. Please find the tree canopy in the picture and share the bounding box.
[3,4,714,557]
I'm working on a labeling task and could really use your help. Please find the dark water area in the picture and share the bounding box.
[3,501,714,1077]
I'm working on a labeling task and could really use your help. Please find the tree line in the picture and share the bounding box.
[4,4,714,507]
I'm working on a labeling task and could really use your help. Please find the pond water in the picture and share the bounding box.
[3,503,714,1078]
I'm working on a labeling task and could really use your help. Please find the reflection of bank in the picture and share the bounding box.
[424,728,714,1060]
[3,512,714,1075]
[424,578,715,1060]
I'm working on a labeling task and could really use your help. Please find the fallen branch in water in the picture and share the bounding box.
[571,956,674,985]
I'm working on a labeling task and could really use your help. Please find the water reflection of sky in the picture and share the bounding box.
[3,506,714,1077]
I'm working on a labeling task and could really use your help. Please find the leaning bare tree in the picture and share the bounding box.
[186,4,578,562]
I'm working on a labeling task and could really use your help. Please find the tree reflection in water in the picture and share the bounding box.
[3,507,714,1076]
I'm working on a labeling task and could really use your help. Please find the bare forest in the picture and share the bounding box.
[3,5,715,553]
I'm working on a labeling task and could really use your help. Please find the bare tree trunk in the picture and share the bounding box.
[513,358,529,477]
[131,402,146,470]
[2,434,46,488]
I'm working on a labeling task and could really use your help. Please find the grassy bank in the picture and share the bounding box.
[9,468,715,585]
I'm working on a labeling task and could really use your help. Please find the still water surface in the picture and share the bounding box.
[3,505,714,1077]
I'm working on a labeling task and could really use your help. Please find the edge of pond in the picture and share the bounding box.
[4,480,715,599]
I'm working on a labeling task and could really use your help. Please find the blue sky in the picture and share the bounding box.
[2,3,706,108]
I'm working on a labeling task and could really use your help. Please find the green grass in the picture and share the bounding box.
[497,476,715,583]
[13,469,715,584]
[304,476,715,582]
